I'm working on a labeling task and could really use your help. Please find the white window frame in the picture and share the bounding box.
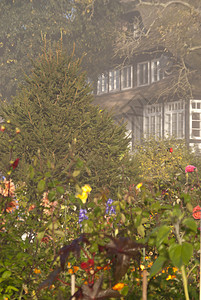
[109,69,120,92]
[151,59,165,83]
[121,65,133,90]
[97,73,108,94]
[143,103,162,138]
[190,100,201,139]
[164,101,185,138]
[137,61,150,86]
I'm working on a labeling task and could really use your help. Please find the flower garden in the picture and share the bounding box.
[1,125,201,300]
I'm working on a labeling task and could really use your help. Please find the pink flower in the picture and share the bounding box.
[193,205,201,220]
[185,165,197,173]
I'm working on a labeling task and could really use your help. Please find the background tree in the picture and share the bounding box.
[0,44,131,197]
[116,0,201,101]
[0,0,124,101]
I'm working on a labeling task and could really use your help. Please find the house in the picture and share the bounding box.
[91,8,201,151]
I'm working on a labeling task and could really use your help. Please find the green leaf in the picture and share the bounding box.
[149,256,166,277]
[169,242,193,268]
[48,190,56,201]
[137,224,145,237]
[186,203,193,213]
[72,170,80,177]
[29,166,35,179]
[37,179,46,193]
[37,231,45,242]
[56,186,65,194]
[156,225,170,247]
[5,285,19,292]
[182,218,197,232]
[120,285,129,296]
[2,270,12,279]
[135,215,142,227]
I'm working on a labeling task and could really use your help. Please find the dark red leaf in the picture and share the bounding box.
[58,234,89,270]
[38,267,61,291]
[104,236,145,282]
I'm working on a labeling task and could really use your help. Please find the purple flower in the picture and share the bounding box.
[105,198,116,215]
[79,209,88,223]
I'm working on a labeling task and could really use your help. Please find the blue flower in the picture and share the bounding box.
[79,208,88,223]
[105,198,116,215]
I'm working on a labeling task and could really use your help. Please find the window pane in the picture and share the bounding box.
[109,70,120,92]
[138,62,149,86]
[122,66,132,89]
[172,113,177,136]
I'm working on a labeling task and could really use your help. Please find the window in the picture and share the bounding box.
[97,74,108,94]
[144,104,162,137]
[109,70,120,92]
[190,100,201,138]
[151,60,164,83]
[137,62,149,86]
[164,101,184,138]
[121,66,133,89]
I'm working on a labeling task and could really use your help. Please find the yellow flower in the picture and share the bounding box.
[33,268,41,274]
[82,184,92,193]
[173,267,178,273]
[136,182,143,190]
[166,275,176,281]
[112,283,125,291]
[76,185,92,203]
[140,264,145,271]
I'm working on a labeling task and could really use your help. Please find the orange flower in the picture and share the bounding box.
[28,204,36,212]
[73,266,79,273]
[112,283,125,291]
[6,200,18,213]
[68,266,79,274]
[33,268,41,274]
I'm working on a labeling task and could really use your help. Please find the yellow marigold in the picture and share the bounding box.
[173,267,178,273]
[112,283,125,291]
[33,268,41,274]
[166,275,176,281]
[140,264,145,271]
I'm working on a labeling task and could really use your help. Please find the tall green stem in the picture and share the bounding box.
[181,265,190,300]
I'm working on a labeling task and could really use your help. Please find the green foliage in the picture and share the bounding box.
[0,46,130,197]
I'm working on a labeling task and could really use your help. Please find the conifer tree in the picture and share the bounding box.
[0,45,130,197]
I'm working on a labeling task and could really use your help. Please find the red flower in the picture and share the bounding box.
[169,147,173,153]
[80,262,88,270]
[193,205,201,220]
[10,158,20,170]
[80,259,94,271]
[88,259,94,267]
[185,165,197,173]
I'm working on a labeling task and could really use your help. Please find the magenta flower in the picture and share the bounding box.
[185,165,197,173]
